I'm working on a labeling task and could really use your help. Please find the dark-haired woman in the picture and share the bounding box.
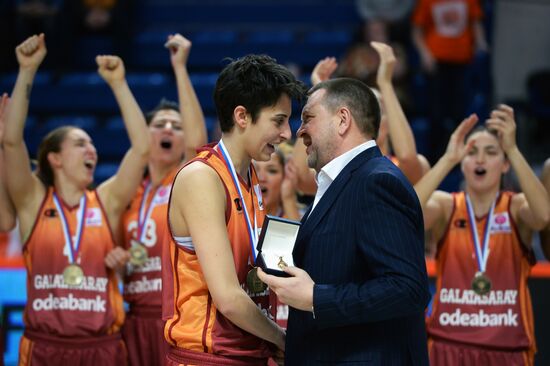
[3,34,149,366]
[415,107,550,366]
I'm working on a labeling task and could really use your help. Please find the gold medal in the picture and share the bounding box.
[471,272,492,295]
[246,267,267,294]
[129,240,148,266]
[63,264,84,286]
[277,256,288,270]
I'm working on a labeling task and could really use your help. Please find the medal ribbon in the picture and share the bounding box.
[465,193,497,274]
[53,193,87,265]
[218,140,259,262]
[136,181,160,243]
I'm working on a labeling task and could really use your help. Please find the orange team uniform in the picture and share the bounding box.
[427,191,536,366]
[413,0,483,64]
[18,187,126,366]
[120,167,178,366]
[163,144,275,366]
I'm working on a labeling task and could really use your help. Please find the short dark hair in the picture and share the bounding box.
[146,98,179,125]
[309,77,381,139]
[214,54,306,133]
[36,126,75,186]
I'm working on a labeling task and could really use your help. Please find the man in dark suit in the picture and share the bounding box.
[258,77,431,365]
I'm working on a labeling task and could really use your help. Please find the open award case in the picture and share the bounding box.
[255,215,301,277]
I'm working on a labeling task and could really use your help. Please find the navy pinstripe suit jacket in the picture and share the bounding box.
[285,146,430,366]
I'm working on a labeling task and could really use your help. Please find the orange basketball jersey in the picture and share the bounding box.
[427,191,536,352]
[23,187,124,336]
[163,144,274,361]
[121,168,178,308]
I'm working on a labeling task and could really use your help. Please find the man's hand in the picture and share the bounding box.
[257,266,314,312]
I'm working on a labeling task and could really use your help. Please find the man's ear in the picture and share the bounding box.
[47,151,62,169]
[337,107,352,136]
[233,105,250,129]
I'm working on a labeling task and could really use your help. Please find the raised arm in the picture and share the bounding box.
[414,115,478,230]
[371,41,428,184]
[3,34,48,237]
[166,34,207,162]
[310,57,338,86]
[170,163,285,350]
[0,94,16,232]
[487,105,550,230]
[96,55,150,227]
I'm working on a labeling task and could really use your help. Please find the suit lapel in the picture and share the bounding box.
[293,146,382,261]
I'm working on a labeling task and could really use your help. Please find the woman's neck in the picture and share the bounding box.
[148,160,180,186]
[466,187,500,217]
[221,136,251,181]
[54,181,86,207]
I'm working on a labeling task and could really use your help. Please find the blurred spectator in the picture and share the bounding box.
[355,0,414,44]
[412,0,488,164]
[66,0,134,64]
[337,1,415,116]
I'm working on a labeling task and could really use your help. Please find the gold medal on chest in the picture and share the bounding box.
[63,264,84,286]
[129,240,148,267]
[471,272,492,295]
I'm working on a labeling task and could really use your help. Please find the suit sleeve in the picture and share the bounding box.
[312,171,431,329]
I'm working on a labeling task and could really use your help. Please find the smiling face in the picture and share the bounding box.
[149,109,186,166]
[50,128,98,187]
[254,152,284,212]
[297,89,338,172]
[461,130,509,194]
[244,94,292,162]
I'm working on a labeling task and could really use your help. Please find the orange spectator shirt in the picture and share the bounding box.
[427,191,536,352]
[23,187,124,336]
[413,0,482,63]
[163,144,274,361]
[121,168,178,308]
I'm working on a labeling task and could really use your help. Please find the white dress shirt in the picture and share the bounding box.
[310,140,377,214]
